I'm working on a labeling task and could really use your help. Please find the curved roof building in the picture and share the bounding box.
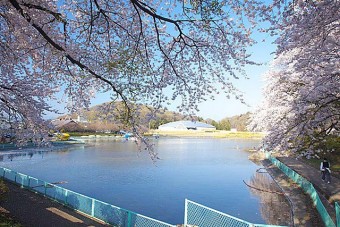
[158,121,216,131]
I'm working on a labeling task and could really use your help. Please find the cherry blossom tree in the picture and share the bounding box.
[249,0,340,156]
[1,0,261,154]
[0,72,55,145]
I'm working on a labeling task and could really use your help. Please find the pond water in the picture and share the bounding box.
[0,137,290,225]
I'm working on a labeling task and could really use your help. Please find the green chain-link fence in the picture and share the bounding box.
[184,199,287,227]
[336,202,339,227]
[266,154,337,227]
[0,167,175,227]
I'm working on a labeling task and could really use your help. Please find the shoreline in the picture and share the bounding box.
[261,159,323,226]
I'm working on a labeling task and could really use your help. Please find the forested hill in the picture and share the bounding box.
[206,112,251,131]
[57,102,251,132]
[227,112,251,131]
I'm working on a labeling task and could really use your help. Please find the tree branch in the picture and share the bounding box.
[8,0,128,109]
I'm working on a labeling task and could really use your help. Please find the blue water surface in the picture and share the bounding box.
[0,137,266,225]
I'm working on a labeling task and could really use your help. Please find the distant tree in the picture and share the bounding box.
[149,118,170,130]
[219,119,231,131]
[210,120,219,130]
[197,117,204,122]
[231,113,250,131]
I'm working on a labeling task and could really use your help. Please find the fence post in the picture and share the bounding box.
[336,202,339,227]
[65,189,68,205]
[20,174,24,188]
[28,176,31,188]
[44,182,47,196]
[127,211,132,227]
[91,198,95,217]
[184,199,188,226]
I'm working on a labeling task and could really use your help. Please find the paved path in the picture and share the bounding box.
[0,181,109,227]
[279,157,340,204]
[276,156,340,226]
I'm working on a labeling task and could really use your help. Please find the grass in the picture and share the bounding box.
[146,130,265,139]
[298,136,340,178]
[302,152,340,172]
[300,136,340,173]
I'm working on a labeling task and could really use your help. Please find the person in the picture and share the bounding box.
[320,157,331,183]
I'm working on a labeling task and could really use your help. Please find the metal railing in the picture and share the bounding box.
[184,199,287,227]
[267,154,337,227]
[0,167,175,227]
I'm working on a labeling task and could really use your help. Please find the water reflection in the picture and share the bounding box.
[247,172,291,225]
[0,145,79,162]
[0,138,291,225]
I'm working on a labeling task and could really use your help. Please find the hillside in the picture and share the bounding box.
[56,102,200,132]
[204,112,251,131]
[55,102,251,133]
[226,112,251,131]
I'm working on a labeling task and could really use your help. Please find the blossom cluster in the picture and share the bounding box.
[249,0,340,155]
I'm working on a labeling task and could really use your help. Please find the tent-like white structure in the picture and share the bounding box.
[158,121,216,131]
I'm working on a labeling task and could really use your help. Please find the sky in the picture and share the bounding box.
[96,36,276,121]
[205,38,276,120]
[47,40,275,121]
[45,14,277,122]
[46,41,276,122]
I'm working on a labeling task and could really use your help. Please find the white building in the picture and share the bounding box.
[158,121,216,131]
